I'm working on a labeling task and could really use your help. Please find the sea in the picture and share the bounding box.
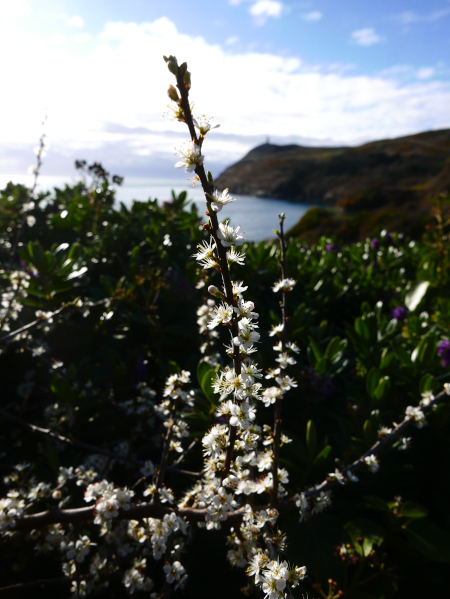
[0,174,311,242]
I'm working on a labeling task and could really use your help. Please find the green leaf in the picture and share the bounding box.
[50,374,76,403]
[363,419,374,445]
[392,343,412,366]
[344,518,385,557]
[373,376,390,401]
[363,495,391,513]
[405,281,430,312]
[403,519,450,563]
[401,501,429,519]
[315,356,331,375]
[325,336,342,360]
[313,444,332,468]
[200,368,219,406]
[306,420,317,461]
[355,317,370,341]
[419,373,435,394]
[366,367,380,399]
[29,241,47,272]
[45,443,61,475]
[308,337,322,361]
[412,334,437,368]
[100,275,115,295]
[380,351,396,372]
[197,360,212,387]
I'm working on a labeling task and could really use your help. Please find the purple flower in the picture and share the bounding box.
[320,376,335,397]
[392,306,407,321]
[326,243,336,252]
[370,238,379,250]
[131,357,148,383]
[306,367,335,396]
[437,340,450,368]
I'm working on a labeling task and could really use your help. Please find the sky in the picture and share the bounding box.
[1,0,450,181]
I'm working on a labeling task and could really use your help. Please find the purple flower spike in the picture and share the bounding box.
[437,340,450,368]
[392,306,407,321]
[326,243,336,252]
[370,238,379,249]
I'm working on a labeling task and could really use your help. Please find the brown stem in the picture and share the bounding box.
[270,398,282,508]
[156,406,177,490]
[0,303,72,344]
[11,390,449,532]
[262,525,294,598]
[0,408,138,465]
[278,215,288,352]
[0,577,72,595]
[21,341,125,412]
[10,135,44,263]
[174,62,242,479]
[271,215,288,507]
[173,438,198,465]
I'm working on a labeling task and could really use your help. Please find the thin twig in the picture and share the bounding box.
[0,408,201,478]
[12,389,449,534]
[173,438,198,465]
[174,63,242,479]
[0,577,72,595]
[156,406,177,490]
[271,215,287,507]
[0,297,112,344]
[0,408,140,466]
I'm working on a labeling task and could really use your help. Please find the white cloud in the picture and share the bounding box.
[249,0,284,25]
[0,0,30,20]
[395,8,450,24]
[416,67,434,80]
[303,11,322,21]
[351,28,381,46]
[74,33,91,43]
[68,15,84,28]
[1,16,449,179]
[51,33,66,44]
[226,36,239,45]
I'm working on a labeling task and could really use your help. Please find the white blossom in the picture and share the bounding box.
[217,221,245,247]
[174,140,204,172]
[208,188,236,212]
[364,454,379,473]
[272,278,296,293]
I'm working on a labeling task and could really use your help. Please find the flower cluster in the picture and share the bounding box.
[128,512,189,561]
[85,480,134,524]
[247,555,307,598]
[3,55,450,599]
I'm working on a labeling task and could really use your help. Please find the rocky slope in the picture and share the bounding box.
[214,129,450,206]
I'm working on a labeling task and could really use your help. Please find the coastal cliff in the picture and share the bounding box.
[215,129,450,207]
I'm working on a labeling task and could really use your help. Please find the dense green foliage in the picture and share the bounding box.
[1,171,450,598]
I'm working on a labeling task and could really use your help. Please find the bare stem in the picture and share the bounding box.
[0,297,111,345]
[0,577,72,595]
[11,390,449,531]
[278,214,288,352]
[173,62,242,479]
[271,214,288,507]
[156,406,177,490]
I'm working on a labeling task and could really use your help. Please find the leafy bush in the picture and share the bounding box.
[1,58,450,599]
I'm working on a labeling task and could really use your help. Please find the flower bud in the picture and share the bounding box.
[167,85,179,102]
[167,61,178,75]
[208,285,224,299]
[184,70,191,90]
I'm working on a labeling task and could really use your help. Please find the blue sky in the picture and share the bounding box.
[1,0,450,180]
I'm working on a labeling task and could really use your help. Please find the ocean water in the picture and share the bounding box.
[0,174,311,242]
